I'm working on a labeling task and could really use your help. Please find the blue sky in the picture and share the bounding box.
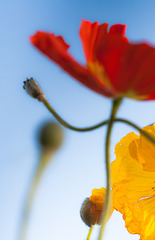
[1,0,155,240]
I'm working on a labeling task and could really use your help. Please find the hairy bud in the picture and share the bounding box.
[80,188,113,227]
[80,198,102,227]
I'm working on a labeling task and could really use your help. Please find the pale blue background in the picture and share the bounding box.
[1,0,155,240]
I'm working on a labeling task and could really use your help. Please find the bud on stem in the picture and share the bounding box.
[23,78,45,102]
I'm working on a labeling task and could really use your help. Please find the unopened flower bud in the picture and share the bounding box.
[38,121,64,151]
[80,198,101,227]
[23,78,45,102]
[80,187,113,227]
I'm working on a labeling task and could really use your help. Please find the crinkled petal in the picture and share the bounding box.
[129,124,155,171]
[112,147,155,202]
[112,124,155,239]
[90,187,106,211]
[90,187,114,221]
[113,188,155,240]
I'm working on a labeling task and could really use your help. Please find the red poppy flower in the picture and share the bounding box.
[30,19,155,100]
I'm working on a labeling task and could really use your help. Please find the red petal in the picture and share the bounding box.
[79,20,131,94]
[94,34,129,91]
[83,20,155,99]
[79,19,108,62]
[79,19,98,62]
[109,24,126,36]
[30,31,114,97]
[112,42,155,98]
[146,93,155,100]
[128,44,155,96]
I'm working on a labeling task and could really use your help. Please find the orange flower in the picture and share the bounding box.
[30,19,155,100]
[80,187,113,226]
[112,124,155,240]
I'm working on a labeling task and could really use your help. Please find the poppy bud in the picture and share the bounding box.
[23,78,45,102]
[80,198,102,227]
[80,187,113,227]
[38,121,64,152]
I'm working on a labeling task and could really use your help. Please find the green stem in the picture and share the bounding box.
[86,226,93,240]
[43,98,108,132]
[98,98,122,240]
[116,118,155,145]
[18,151,53,240]
[42,98,155,145]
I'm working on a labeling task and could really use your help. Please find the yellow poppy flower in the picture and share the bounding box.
[112,123,155,240]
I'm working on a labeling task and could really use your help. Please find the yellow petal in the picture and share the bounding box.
[90,187,114,221]
[137,124,155,172]
[90,187,106,210]
[112,124,155,239]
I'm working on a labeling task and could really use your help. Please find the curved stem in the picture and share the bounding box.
[98,98,122,240]
[86,226,93,240]
[18,151,53,240]
[42,98,155,145]
[43,98,108,132]
[116,118,155,145]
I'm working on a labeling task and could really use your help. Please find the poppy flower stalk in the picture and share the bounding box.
[98,98,122,240]
[87,226,93,240]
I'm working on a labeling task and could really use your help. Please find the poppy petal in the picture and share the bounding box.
[117,43,155,97]
[30,31,113,96]
[112,124,155,239]
[79,19,99,62]
[109,24,126,36]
